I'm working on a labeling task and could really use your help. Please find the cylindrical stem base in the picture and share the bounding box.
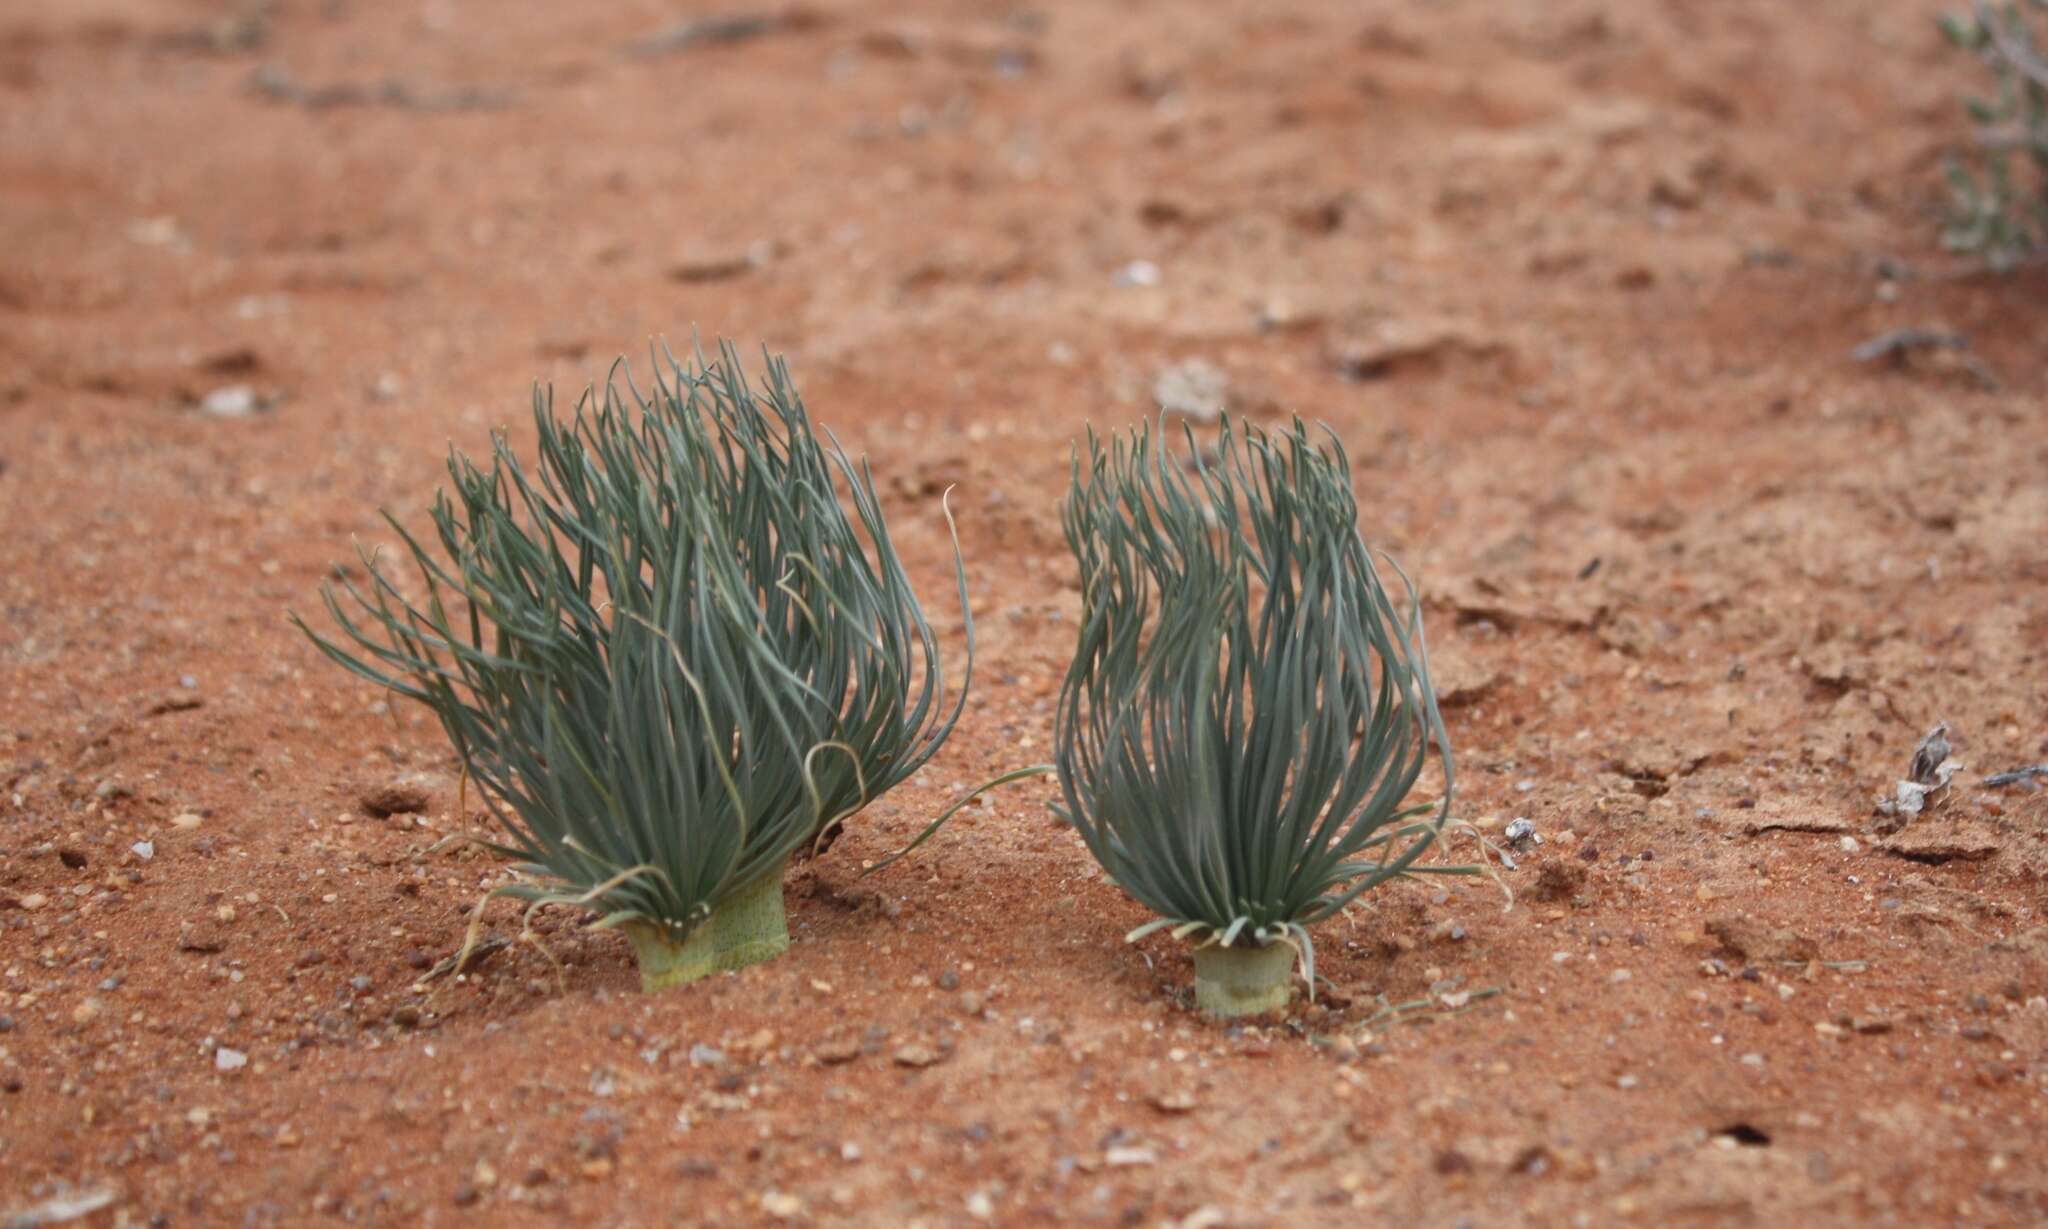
[1193,941,1295,1017]
[710,868,791,972]
[617,867,792,992]
[621,919,719,993]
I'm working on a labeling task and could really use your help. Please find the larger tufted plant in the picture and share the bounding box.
[295,341,972,990]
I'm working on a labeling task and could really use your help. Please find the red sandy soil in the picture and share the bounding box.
[4,1,2047,1225]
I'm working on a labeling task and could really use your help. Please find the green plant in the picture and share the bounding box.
[1941,1,2048,267]
[1055,417,1471,1018]
[293,341,973,991]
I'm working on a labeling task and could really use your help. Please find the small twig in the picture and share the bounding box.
[1774,958,1870,973]
[1905,247,2048,280]
[622,10,817,58]
[249,65,513,112]
[1357,985,1505,1029]
[1975,0,2048,93]
[1968,126,2048,152]
[414,933,510,987]
[1850,327,1966,363]
[1850,329,2000,390]
[2,1187,119,1229]
[1983,763,2048,789]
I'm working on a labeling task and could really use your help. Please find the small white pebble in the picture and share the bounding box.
[1113,260,1161,287]
[201,385,263,418]
[216,1048,248,1072]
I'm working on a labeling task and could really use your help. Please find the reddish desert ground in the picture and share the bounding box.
[3,1,2047,1225]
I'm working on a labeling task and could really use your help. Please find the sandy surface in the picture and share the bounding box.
[3,1,2046,1225]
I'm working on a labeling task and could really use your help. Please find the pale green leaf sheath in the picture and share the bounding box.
[1056,416,1470,1018]
[293,341,974,991]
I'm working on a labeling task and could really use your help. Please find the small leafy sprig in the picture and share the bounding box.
[1940,1,2048,268]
